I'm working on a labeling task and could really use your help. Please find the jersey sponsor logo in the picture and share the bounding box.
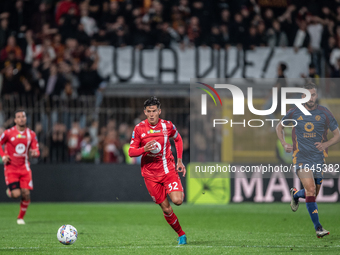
[150,142,162,154]
[17,134,26,139]
[148,129,161,134]
[297,116,303,120]
[132,131,135,138]
[304,122,314,132]
[15,143,26,154]
[315,115,321,121]
[141,133,146,137]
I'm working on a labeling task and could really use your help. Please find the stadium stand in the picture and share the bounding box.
[1,0,340,163]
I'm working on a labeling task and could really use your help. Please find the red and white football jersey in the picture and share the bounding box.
[0,127,40,169]
[130,119,179,177]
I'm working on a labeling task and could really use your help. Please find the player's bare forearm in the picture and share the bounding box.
[316,128,340,151]
[276,122,293,153]
[276,123,286,145]
[176,158,186,177]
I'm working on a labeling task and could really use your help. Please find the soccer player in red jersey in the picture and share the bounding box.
[0,110,40,224]
[129,97,187,245]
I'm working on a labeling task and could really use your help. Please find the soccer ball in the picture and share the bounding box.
[57,224,78,245]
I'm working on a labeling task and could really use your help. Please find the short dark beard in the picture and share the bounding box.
[305,102,316,110]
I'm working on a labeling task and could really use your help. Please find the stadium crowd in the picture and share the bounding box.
[1,0,340,163]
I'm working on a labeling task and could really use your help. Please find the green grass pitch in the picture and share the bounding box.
[0,202,339,254]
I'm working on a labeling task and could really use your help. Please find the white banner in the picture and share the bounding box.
[97,46,310,83]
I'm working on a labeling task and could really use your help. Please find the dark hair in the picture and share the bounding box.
[144,96,161,109]
[279,62,287,72]
[309,63,315,69]
[304,82,317,90]
[14,109,26,118]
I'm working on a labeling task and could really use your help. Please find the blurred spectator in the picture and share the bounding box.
[301,63,320,87]
[30,2,53,34]
[330,40,340,69]
[307,15,324,74]
[219,25,230,48]
[101,1,121,30]
[187,16,202,46]
[56,0,79,25]
[67,121,82,162]
[219,9,230,27]
[77,132,98,163]
[76,23,91,46]
[91,27,109,46]
[50,123,68,163]
[275,62,288,115]
[267,20,288,47]
[0,126,4,164]
[0,18,12,50]
[43,63,66,97]
[257,21,267,46]
[230,13,245,46]
[80,7,98,37]
[245,26,260,50]
[103,130,121,163]
[1,65,23,97]
[77,48,102,95]
[157,22,175,48]
[0,35,23,62]
[59,6,79,41]
[209,25,223,50]
[35,122,49,163]
[52,34,65,63]
[293,20,310,51]
[9,0,28,32]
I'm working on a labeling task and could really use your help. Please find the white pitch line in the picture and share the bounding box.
[1,245,340,250]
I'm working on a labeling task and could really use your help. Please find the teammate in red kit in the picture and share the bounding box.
[0,110,40,224]
[129,97,187,245]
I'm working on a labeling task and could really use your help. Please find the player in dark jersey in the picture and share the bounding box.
[276,83,340,238]
[128,97,187,245]
[0,110,40,224]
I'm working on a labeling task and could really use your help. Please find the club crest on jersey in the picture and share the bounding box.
[150,142,162,154]
[15,143,26,154]
[304,122,314,132]
[17,134,26,139]
[148,129,161,134]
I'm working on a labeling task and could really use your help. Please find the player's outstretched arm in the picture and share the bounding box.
[174,133,186,177]
[276,122,293,153]
[0,132,10,163]
[30,134,40,158]
[315,127,340,151]
[129,140,158,157]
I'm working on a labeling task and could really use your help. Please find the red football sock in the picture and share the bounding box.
[18,199,30,219]
[163,210,185,237]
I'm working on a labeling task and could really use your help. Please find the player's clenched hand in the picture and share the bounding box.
[2,155,10,164]
[144,140,157,152]
[315,142,327,151]
[176,159,186,177]
[30,150,39,157]
[283,143,293,153]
